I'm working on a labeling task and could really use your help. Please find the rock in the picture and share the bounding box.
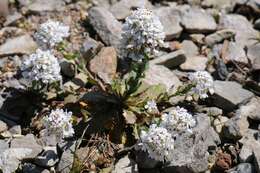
[0,0,9,17]
[247,44,260,71]
[238,97,260,121]
[0,140,8,154]
[143,65,182,92]
[112,155,138,173]
[212,81,254,111]
[64,72,88,92]
[11,134,42,158]
[89,47,117,84]
[150,50,186,69]
[22,163,50,173]
[190,34,205,45]
[200,107,223,117]
[219,14,258,47]
[9,125,22,135]
[181,7,217,33]
[227,163,254,173]
[88,7,122,47]
[110,0,152,20]
[205,29,236,47]
[202,0,237,11]
[213,116,229,134]
[154,7,183,40]
[57,141,76,173]
[0,34,37,57]
[254,147,260,173]
[254,18,260,30]
[34,147,59,168]
[0,148,32,173]
[60,60,76,78]
[180,55,208,71]
[27,0,65,13]
[81,37,103,61]
[0,120,8,133]
[247,0,260,14]
[181,40,199,57]
[4,12,23,26]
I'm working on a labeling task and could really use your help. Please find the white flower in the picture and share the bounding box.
[189,71,214,99]
[160,107,196,135]
[21,49,62,85]
[136,124,174,162]
[43,109,74,138]
[144,100,158,113]
[121,8,165,61]
[35,20,70,48]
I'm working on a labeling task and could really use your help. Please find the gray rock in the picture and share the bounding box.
[60,60,76,78]
[181,7,217,33]
[205,29,236,47]
[181,40,199,57]
[180,55,208,71]
[88,7,122,47]
[112,155,138,173]
[227,163,254,173]
[154,7,183,40]
[247,44,260,71]
[34,147,59,168]
[89,47,117,84]
[0,120,8,133]
[200,107,223,117]
[190,34,205,45]
[0,0,9,17]
[150,50,186,69]
[64,72,88,92]
[57,141,76,173]
[27,0,65,13]
[0,34,37,57]
[219,14,258,47]
[212,81,254,111]
[81,37,103,61]
[0,140,8,154]
[143,65,182,92]
[254,146,260,173]
[110,0,152,20]
[11,134,42,158]
[239,97,260,121]
[9,125,22,135]
[4,12,23,26]
[202,0,237,11]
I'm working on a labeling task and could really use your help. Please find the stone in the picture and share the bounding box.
[4,12,23,26]
[0,34,37,57]
[0,140,8,154]
[227,163,254,173]
[110,0,152,20]
[27,0,65,13]
[181,40,199,57]
[60,60,76,78]
[254,18,260,30]
[202,0,237,11]
[213,116,229,134]
[150,50,186,69]
[219,14,258,47]
[0,0,9,17]
[190,34,205,45]
[247,0,260,14]
[9,125,21,135]
[0,148,32,173]
[34,147,59,168]
[112,155,138,173]
[89,47,117,84]
[154,7,183,40]
[238,97,260,121]
[200,107,223,117]
[212,81,254,111]
[64,72,88,92]
[81,37,103,61]
[247,44,260,71]
[11,134,42,158]
[143,65,182,92]
[0,120,8,133]
[88,7,122,47]
[254,147,260,173]
[180,55,208,71]
[181,7,217,33]
[205,29,236,47]
[57,141,76,173]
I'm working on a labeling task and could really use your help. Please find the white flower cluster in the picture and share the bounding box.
[121,8,165,61]
[21,49,62,85]
[144,100,158,113]
[35,20,70,48]
[43,109,74,138]
[161,106,196,134]
[137,124,174,162]
[189,71,214,99]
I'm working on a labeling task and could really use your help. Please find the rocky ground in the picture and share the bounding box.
[1,0,260,173]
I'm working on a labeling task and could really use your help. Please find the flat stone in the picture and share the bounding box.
[89,47,117,84]
[212,81,254,111]
[0,140,8,154]
[0,120,8,133]
[205,29,236,47]
[88,7,122,47]
[202,0,237,11]
[180,55,208,71]
[181,7,217,33]
[110,0,152,20]
[181,40,199,57]
[57,141,76,173]
[227,163,254,173]
[112,155,138,173]
[154,7,183,40]
[0,0,9,17]
[247,44,260,71]
[9,125,21,135]
[150,50,186,69]
[4,12,23,26]
[239,97,260,121]
[0,34,37,57]
[27,0,65,13]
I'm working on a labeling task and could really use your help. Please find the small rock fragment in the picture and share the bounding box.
[180,55,208,71]
[205,29,236,46]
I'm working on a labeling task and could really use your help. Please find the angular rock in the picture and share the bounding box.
[200,107,223,117]
[34,147,59,168]
[0,120,8,133]
[239,97,260,121]
[219,14,258,47]
[154,7,183,40]
[202,0,237,11]
[0,34,37,57]
[0,140,8,154]
[57,141,76,173]
[150,50,186,69]
[0,0,9,17]
[212,81,254,111]
[81,37,103,61]
[247,44,260,71]
[181,40,199,57]
[227,163,254,173]
[89,47,117,84]
[205,29,236,47]
[180,55,208,71]
[27,0,65,13]
[88,7,122,47]
[4,12,23,26]
[112,155,138,173]
[64,72,88,92]
[110,0,152,20]
[9,125,21,135]
[254,146,260,173]
[181,8,217,33]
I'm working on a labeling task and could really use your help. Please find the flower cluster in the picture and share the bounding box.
[161,106,196,134]
[189,71,214,99]
[35,20,70,48]
[21,49,62,85]
[121,8,165,61]
[144,100,158,113]
[137,124,174,162]
[43,109,74,138]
